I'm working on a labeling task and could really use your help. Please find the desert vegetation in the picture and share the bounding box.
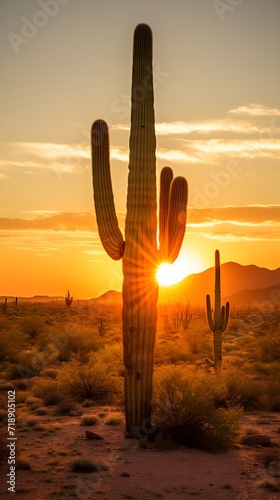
[0,297,280,497]
[0,299,279,432]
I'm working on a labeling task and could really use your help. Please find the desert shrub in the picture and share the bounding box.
[257,333,280,363]
[21,317,46,338]
[58,354,121,402]
[221,369,263,409]
[0,329,26,362]
[94,344,123,372]
[7,345,57,380]
[105,417,122,426]
[54,323,101,363]
[152,366,241,452]
[261,365,280,411]
[80,415,99,426]
[70,458,109,473]
[54,397,79,416]
[32,378,61,406]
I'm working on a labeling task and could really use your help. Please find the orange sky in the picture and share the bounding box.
[0,1,280,298]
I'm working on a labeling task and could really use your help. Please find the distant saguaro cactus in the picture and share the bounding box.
[91,24,188,435]
[182,305,192,330]
[205,250,230,372]
[65,290,73,307]
[98,317,105,336]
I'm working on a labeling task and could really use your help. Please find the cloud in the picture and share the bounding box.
[113,119,270,136]
[1,103,279,178]
[0,142,90,176]
[228,103,280,116]
[188,138,280,161]
[0,211,127,257]
[188,204,280,224]
[0,211,96,231]
[201,231,280,242]
[187,205,280,241]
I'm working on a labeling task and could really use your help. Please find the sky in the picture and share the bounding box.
[0,0,280,299]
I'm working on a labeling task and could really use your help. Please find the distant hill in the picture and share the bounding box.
[94,290,122,304]
[159,262,280,307]
[0,295,64,303]
[225,283,280,308]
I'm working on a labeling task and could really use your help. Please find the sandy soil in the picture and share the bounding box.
[0,408,280,500]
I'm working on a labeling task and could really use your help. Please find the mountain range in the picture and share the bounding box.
[158,262,280,308]
[1,262,280,309]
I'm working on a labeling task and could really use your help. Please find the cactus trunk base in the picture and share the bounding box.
[123,271,158,436]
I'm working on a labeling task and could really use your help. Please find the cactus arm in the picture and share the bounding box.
[205,357,216,368]
[206,294,215,331]
[167,177,188,263]
[91,120,125,260]
[159,167,173,260]
[221,301,230,332]
[159,168,188,263]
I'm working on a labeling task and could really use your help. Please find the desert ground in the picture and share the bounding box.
[0,299,279,499]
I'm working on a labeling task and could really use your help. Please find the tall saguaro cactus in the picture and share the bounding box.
[205,249,230,372]
[91,24,188,435]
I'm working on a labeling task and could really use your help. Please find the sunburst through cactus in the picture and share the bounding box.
[91,24,188,436]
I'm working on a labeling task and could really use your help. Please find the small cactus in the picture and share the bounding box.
[182,305,192,330]
[98,317,105,336]
[65,290,73,307]
[205,250,230,372]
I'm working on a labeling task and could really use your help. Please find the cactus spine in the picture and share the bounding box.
[205,250,230,372]
[91,24,188,435]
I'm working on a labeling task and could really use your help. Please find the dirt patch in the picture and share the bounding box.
[0,408,279,499]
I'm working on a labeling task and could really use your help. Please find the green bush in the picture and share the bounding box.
[152,366,241,452]
[221,368,263,409]
[32,378,61,406]
[54,323,101,363]
[58,354,121,402]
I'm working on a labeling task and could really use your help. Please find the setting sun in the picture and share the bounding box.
[156,251,203,286]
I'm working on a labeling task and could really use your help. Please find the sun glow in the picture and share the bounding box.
[156,251,202,286]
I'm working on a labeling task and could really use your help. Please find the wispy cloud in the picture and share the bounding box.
[188,204,280,225]
[0,142,90,176]
[1,103,279,177]
[0,211,96,231]
[0,211,127,257]
[113,119,271,136]
[228,103,280,116]
[188,205,280,241]
[189,138,280,161]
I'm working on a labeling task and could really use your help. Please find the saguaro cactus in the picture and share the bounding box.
[205,249,230,372]
[65,290,73,307]
[91,24,188,435]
